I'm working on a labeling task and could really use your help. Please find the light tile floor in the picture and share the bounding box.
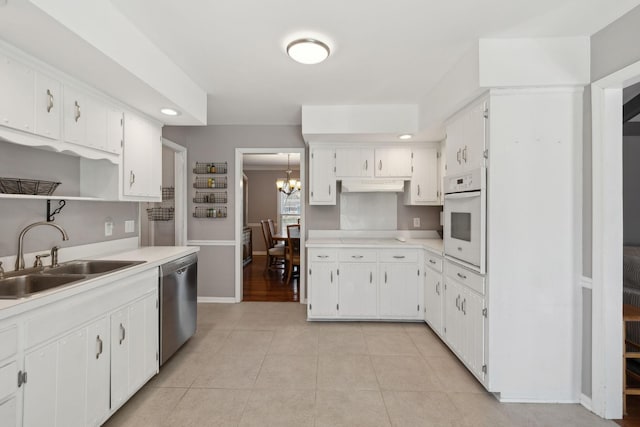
[104,302,615,427]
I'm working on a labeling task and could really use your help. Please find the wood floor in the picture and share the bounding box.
[242,255,299,302]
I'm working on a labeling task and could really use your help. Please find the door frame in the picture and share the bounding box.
[162,138,187,246]
[591,61,640,418]
[234,147,307,303]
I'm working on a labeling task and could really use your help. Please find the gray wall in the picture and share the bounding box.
[0,141,139,259]
[162,125,305,298]
[140,145,176,247]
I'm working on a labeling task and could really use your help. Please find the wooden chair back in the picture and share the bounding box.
[286,224,301,255]
[260,220,274,249]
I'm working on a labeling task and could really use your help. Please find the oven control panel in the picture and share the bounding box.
[444,168,485,194]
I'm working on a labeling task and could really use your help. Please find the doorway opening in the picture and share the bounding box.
[140,138,187,247]
[234,148,306,303]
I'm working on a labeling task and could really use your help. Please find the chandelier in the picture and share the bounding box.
[276,154,301,196]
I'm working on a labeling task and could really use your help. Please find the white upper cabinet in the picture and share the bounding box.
[446,98,487,176]
[374,147,412,177]
[63,85,85,145]
[309,146,336,205]
[34,72,61,140]
[0,55,35,133]
[335,148,374,178]
[404,147,440,205]
[122,112,162,200]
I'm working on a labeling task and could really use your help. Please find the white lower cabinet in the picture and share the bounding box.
[424,261,444,335]
[0,397,18,427]
[307,248,422,320]
[15,268,159,427]
[443,262,486,382]
[338,262,377,318]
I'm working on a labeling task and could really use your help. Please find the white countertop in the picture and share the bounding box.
[306,237,443,255]
[0,246,199,320]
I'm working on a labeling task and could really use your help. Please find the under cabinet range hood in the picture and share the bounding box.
[341,179,405,193]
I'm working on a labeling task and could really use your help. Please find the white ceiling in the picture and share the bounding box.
[0,0,639,129]
[243,153,300,170]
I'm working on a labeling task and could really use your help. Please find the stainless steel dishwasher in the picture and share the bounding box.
[159,253,198,366]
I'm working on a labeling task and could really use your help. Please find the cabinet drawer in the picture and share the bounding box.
[379,250,418,263]
[339,249,377,263]
[424,252,443,272]
[309,250,337,262]
[0,361,17,402]
[445,261,485,295]
[0,326,17,362]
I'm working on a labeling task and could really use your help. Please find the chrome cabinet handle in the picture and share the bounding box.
[462,298,467,315]
[378,160,382,170]
[393,255,405,259]
[457,272,467,280]
[119,323,126,345]
[317,255,329,259]
[96,335,103,359]
[330,271,333,283]
[351,255,363,259]
[328,185,331,195]
[46,89,54,113]
[455,295,460,310]
[370,272,373,283]
[429,259,436,264]
[436,282,440,295]
[74,100,81,122]
[130,170,136,186]
[384,272,387,283]
[417,184,421,196]
[462,146,468,162]
[456,149,461,164]
[364,160,368,171]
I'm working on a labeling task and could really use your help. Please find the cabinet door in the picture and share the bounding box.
[0,55,35,133]
[106,109,123,154]
[128,293,158,392]
[338,262,377,318]
[23,342,57,427]
[34,72,61,140]
[379,263,421,318]
[335,148,374,178]
[86,317,109,427]
[374,147,412,177]
[445,118,462,176]
[461,101,487,171]
[110,307,129,409]
[63,86,86,145]
[309,147,336,205]
[56,329,88,427]
[308,262,338,317]
[462,288,485,380]
[424,268,443,335]
[443,279,461,355]
[84,96,108,152]
[405,147,439,205]
[0,397,18,427]
[123,112,149,197]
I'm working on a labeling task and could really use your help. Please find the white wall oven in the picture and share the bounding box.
[443,168,486,273]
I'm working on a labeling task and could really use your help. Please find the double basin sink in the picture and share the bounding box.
[0,260,145,299]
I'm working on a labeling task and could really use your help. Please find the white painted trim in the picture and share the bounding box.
[162,138,188,247]
[581,276,593,290]
[197,297,236,304]
[187,240,236,246]
[581,393,593,412]
[235,147,307,305]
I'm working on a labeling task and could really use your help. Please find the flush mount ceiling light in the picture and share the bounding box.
[160,108,180,116]
[398,134,413,140]
[286,38,330,65]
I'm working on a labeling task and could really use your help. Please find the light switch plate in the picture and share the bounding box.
[125,220,135,233]
[413,217,420,228]
[104,221,113,236]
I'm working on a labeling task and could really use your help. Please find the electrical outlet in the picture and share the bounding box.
[104,221,113,236]
[413,217,421,228]
[125,220,135,233]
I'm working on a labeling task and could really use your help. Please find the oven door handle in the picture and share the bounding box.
[444,191,481,200]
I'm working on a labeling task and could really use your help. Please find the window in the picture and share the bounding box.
[277,187,301,233]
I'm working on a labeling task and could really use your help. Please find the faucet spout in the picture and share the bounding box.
[16,222,69,271]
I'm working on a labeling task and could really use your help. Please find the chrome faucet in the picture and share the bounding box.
[16,222,69,271]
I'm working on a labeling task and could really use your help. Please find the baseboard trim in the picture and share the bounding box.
[580,393,593,411]
[197,297,236,303]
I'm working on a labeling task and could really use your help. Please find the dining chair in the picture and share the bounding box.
[260,220,285,272]
[285,224,301,284]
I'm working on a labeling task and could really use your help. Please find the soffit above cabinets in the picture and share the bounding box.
[0,0,207,126]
